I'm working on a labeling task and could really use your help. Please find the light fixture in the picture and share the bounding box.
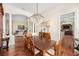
[31,3,45,23]
[30,3,45,33]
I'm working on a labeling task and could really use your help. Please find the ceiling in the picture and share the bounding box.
[8,3,65,14]
[6,3,79,17]
[4,3,79,25]
[8,3,79,15]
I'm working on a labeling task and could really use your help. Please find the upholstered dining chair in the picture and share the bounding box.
[39,32,51,42]
[24,32,40,56]
[39,32,43,40]
[43,32,51,42]
[54,35,74,56]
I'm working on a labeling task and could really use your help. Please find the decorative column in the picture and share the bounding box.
[75,9,79,39]
[33,22,35,33]
[9,14,12,37]
[27,18,29,32]
[3,13,6,38]
[9,13,15,47]
[32,18,36,33]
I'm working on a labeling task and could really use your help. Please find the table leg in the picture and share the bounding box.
[42,50,46,56]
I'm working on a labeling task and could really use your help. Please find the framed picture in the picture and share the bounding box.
[18,25,25,30]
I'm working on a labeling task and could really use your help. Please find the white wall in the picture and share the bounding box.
[48,16,60,41]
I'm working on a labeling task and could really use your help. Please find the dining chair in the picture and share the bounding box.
[43,32,51,42]
[54,35,74,56]
[54,41,61,56]
[24,32,40,56]
[39,32,51,42]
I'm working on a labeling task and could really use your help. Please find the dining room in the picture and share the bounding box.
[0,3,79,56]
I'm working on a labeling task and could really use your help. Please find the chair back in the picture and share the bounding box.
[24,32,34,55]
[39,32,51,42]
[39,32,43,39]
[61,35,74,52]
[43,32,51,42]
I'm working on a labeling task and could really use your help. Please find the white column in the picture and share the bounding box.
[33,18,36,33]
[75,9,79,39]
[9,14,15,47]
[9,14,12,37]
[33,22,34,33]
[28,18,29,32]
[3,13,6,38]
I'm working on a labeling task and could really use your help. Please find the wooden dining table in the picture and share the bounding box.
[32,36,56,55]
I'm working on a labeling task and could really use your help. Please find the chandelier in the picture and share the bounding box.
[30,3,45,23]
[30,3,45,33]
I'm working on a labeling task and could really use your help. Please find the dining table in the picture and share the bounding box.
[32,36,56,56]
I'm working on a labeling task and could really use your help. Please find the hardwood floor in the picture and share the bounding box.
[0,36,33,56]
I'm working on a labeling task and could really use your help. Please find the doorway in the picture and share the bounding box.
[61,24,73,36]
[60,12,75,38]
